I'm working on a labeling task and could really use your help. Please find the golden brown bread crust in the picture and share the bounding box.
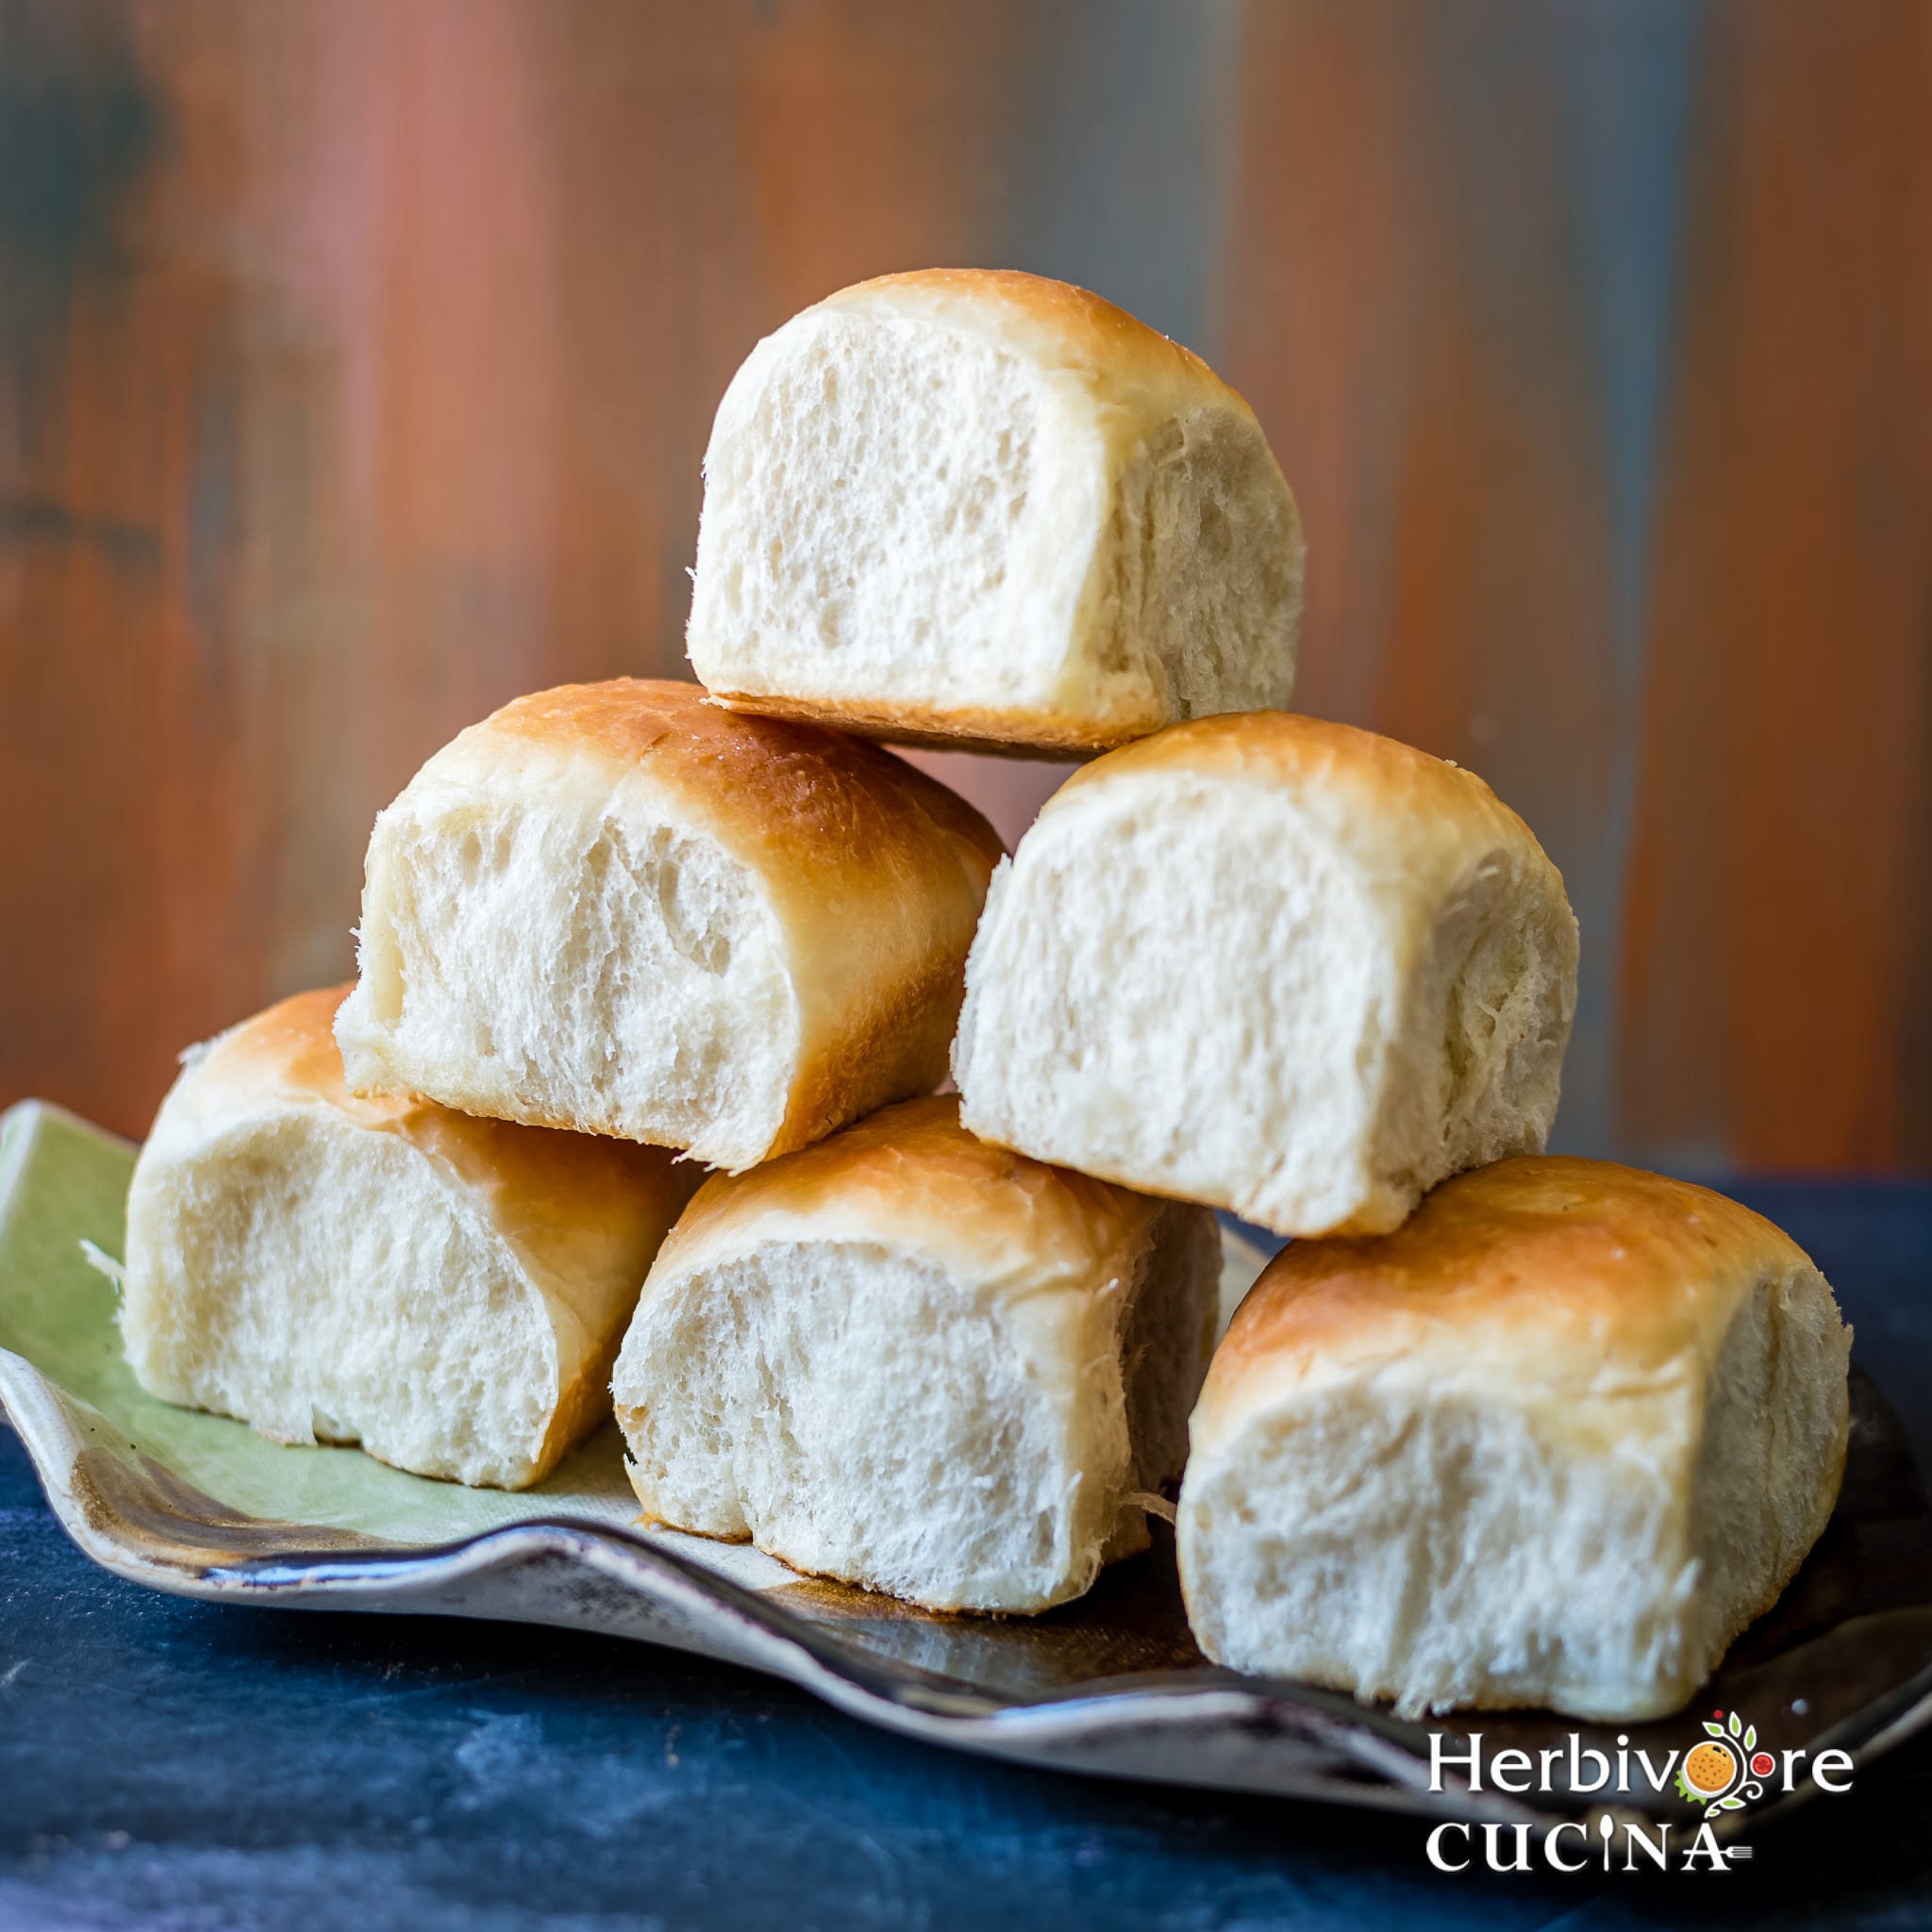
[818,268,1248,408]
[703,690,1111,758]
[657,1093,1170,1291]
[534,1321,630,1480]
[474,679,1005,881]
[340,680,1004,1165]
[1051,708,1523,828]
[1202,1157,1818,1439]
[1038,714,1567,1002]
[202,986,692,1263]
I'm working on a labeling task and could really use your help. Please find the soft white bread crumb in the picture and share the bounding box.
[122,989,697,1490]
[687,269,1306,755]
[334,680,1003,1172]
[611,1096,1221,1613]
[954,712,1578,1238]
[1176,1158,1852,1721]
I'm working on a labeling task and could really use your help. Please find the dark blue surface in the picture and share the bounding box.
[3,1182,1931,1930]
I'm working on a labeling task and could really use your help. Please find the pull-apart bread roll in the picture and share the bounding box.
[612,1096,1221,1613]
[686,269,1306,754]
[334,679,1002,1171]
[1177,1158,1852,1721]
[954,713,1578,1237]
[123,989,697,1490]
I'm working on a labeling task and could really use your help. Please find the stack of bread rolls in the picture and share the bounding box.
[123,270,1849,1723]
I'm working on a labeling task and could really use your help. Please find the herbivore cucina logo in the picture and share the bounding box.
[1424,1708,1854,1874]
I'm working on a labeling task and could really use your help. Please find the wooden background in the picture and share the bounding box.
[3,0,1928,1172]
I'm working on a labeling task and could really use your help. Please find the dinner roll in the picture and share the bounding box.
[611,1096,1221,1613]
[123,989,697,1490]
[334,680,1002,1172]
[686,269,1305,755]
[954,712,1578,1238]
[1176,1158,1852,1721]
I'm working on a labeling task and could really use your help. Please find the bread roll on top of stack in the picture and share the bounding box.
[687,269,1306,754]
[123,267,1847,1722]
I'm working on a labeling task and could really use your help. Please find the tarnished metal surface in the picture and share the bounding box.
[5,1100,1931,1831]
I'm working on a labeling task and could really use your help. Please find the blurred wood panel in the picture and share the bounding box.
[1,0,1927,1170]
[1218,0,1932,1172]
[1219,0,1633,1157]
[0,0,1037,1135]
[1617,0,1932,1170]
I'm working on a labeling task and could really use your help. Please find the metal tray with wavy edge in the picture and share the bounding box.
[4,1098,1929,1840]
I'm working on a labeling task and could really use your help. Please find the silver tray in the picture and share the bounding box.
[5,1098,1928,1839]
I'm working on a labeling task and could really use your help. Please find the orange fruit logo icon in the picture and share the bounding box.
[1679,1710,1771,1814]
[1683,1741,1737,1794]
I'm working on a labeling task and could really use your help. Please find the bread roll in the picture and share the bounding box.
[1177,1158,1852,1721]
[686,269,1305,755]
[334,680,1003,1171]
[123,989,697,1490]
[611,1096,1222,1613]
[954,712,1578,1238]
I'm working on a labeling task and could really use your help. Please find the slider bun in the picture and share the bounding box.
[1176,1157,1852,1720]
[955,711,1579,1236]
[612,1095,1222,1612]
[687,269,1306,754]
[335,679,1003,1171]
[123,988,697,1490]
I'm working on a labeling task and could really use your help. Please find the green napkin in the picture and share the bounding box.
[0,1099,642,1547]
